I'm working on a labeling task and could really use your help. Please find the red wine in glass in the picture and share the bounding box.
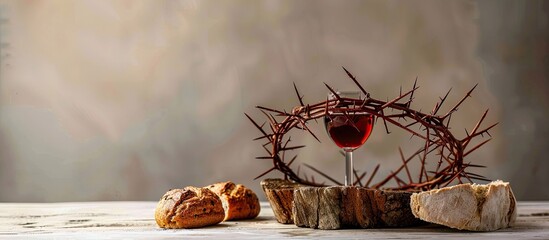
[324,114,374,149]
[324,91,374,186]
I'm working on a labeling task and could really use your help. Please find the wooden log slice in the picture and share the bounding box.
[293,186,424,229]
[260,178,304,224]
[261,179,424,229]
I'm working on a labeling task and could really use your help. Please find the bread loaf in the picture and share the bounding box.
[410,180,516,231]
[155,187,225,229]
[206,181,260,221]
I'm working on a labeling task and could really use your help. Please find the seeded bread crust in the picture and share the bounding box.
[155,187,225,229]
[206,181,260,221]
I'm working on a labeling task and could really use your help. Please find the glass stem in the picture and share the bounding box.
[345,150,353,186]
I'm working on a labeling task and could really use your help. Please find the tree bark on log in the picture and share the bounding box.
[261,179,424,229]
[293,187,424,229]
[260,178,304,224]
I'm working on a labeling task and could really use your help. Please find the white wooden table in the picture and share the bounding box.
[0,201,548,239]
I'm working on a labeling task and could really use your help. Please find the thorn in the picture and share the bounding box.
[245,113,269,136]
[293,82,305,107]
[365,164,380,188]
[353,170,366,187]
[433,88,452,115]
[442,84,478,119]
[287,155,298,166]
[342,66,369,96]
[464,138,492,157]
[324,82,341,101]
[408,76,418,108]
[254,167,277,180]
[304,163,343,185]
[399,147,413,183]
[280,145,306,151]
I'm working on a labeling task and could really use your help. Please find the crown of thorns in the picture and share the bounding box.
[246,67,496,190]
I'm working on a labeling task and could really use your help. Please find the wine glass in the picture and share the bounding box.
[324,91,374,186]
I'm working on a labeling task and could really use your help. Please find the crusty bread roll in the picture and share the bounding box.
[410,180,516,231]
[155,187,225,229]
[206,181,260,221]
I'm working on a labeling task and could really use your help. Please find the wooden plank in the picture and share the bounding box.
[0,202,547,239]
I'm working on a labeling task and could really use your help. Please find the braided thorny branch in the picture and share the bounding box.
[246,67,496,191]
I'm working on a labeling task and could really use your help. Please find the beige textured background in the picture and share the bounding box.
[0,0,547,202]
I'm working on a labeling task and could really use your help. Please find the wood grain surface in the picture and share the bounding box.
[292,187,424,229]
[0,202,548,239]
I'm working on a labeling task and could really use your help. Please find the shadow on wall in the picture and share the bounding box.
[0,0,547,202]
[476,0,549,200]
